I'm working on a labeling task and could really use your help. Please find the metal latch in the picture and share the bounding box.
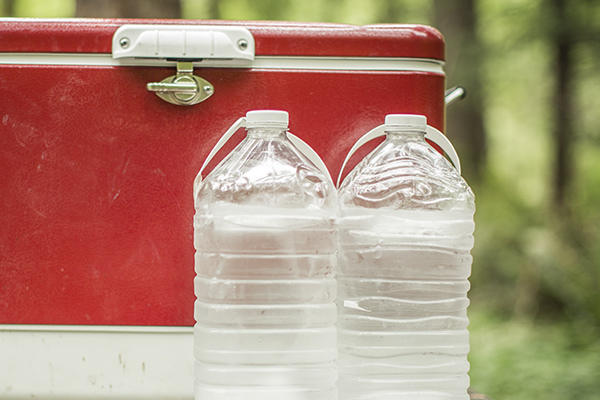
[112,24,255,106]
[146,61,214,106]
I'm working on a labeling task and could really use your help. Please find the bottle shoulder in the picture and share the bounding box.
[339,139,475,211]
[197,136,338,211]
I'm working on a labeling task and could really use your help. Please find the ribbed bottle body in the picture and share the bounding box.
[194,118,338,400]
[337,209,473,400]
[337,121,475,400]
[194,206,337,400]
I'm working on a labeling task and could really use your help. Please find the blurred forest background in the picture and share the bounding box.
[2,0,600,398]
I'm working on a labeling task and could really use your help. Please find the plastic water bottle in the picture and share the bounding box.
[193,110,338,400]
[336,114,475,400]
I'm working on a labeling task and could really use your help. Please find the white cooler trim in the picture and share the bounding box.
[0,53,445,73]
[0,324,194,399]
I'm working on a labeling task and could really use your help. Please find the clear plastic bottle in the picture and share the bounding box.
[336,114,475,400]
[193,110,338,400]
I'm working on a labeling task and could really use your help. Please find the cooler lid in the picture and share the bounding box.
[0,19,444,61]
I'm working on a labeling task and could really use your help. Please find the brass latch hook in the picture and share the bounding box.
[147,61,214,106]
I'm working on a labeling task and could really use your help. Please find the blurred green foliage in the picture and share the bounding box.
[2,0,600,398]
[2,0,74,17]
[469,306,600,400]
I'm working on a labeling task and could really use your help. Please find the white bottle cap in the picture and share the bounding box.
[245,110,289,129]
[385,114,427,130]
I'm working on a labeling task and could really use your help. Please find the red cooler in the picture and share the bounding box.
[0,19,445,398]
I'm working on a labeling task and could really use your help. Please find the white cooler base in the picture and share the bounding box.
[0,325,194,399]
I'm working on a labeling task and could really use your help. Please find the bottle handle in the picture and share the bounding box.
[193,116,245,199]
[193,116,333,200]
[287,132,334,184]
[425,125,461,176]
[336,124,462,188]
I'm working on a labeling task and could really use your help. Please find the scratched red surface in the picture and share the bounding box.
[0,20,445,326]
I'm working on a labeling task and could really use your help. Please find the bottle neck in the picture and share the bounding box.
[246,126,288,139]
[385,128,426,141]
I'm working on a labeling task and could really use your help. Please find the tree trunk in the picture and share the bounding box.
[75,0,181,19]
[550,0,573,210]
[2,0,15,16]
[433,0,487,183]
[206,0,221,19]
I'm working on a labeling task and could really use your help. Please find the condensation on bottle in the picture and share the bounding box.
[336,114,475,400]
[193,110,339,400]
